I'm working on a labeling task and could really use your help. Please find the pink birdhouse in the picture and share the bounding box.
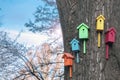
[105,27,116,44]
[105,27,116,60]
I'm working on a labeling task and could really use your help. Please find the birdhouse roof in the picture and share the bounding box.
[62,53,74,59]
[77,23,89,30]
[105,27,116,34]
[96,15,105,20]
[70,38,79,44]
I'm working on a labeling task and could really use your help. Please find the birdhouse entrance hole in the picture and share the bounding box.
[83,29,84,32]
[111,32,113,37]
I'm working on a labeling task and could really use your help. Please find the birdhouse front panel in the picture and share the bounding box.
[96,15,105,31]
[96,18,104,31]
[79,26,88,39]
[64,58,73,66]
[71,41,80,51]
[105,30,115,43]
[105,27,116,43]
[77,23,89,39]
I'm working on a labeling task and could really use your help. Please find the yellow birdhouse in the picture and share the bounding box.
[96,15,105,31]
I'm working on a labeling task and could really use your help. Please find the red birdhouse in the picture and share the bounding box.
[105,27,116,60]
[105,27,116,44]
[62,53,74,66]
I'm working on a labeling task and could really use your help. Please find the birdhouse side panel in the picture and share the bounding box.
[64,58,67,66]
[71,42,80,51]
[79,27,88,39]
[96,19,104,31]
[105,33,109,43]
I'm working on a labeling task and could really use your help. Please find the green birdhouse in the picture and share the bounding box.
[77,23,89,39]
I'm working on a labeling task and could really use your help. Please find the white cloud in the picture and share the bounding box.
[0,25,63,47]
[0,28,48,47]
[18,31,48,47]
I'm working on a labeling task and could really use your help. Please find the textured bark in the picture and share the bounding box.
[56,0,120,80]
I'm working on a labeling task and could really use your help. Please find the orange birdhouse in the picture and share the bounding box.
[62,52,74,78]
[62,53,74,66]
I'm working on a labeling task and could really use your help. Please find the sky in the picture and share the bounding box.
[0,0,41,30]
[0,0,63,47]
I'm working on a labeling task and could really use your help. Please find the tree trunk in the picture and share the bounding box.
[56,0,120,80]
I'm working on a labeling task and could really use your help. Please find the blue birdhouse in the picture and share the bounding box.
[70,38,80,51]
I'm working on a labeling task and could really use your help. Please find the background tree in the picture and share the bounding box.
[0,31,27,80]
[25,0,59,32]
[14,26,64,80]
[0,0,64,79]
[0,29,64,80]
[56,0,120,80]
[7,0,64,79]
[14,40,64,80]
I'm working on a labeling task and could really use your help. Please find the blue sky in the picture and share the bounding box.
[0,0,42,30]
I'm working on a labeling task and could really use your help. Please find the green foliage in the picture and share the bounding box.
[25,0,59,33]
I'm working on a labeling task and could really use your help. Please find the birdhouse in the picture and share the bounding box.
[62,53,74,66]
[77,23,89,39]
[70,38,80,51]
[96,15,105,31]
[105,27,116,44]
[105,27,116,60]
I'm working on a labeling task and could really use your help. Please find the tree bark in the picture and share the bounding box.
[56,0,120,80]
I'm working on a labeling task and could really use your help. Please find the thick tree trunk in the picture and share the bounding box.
[56,0,120,80]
